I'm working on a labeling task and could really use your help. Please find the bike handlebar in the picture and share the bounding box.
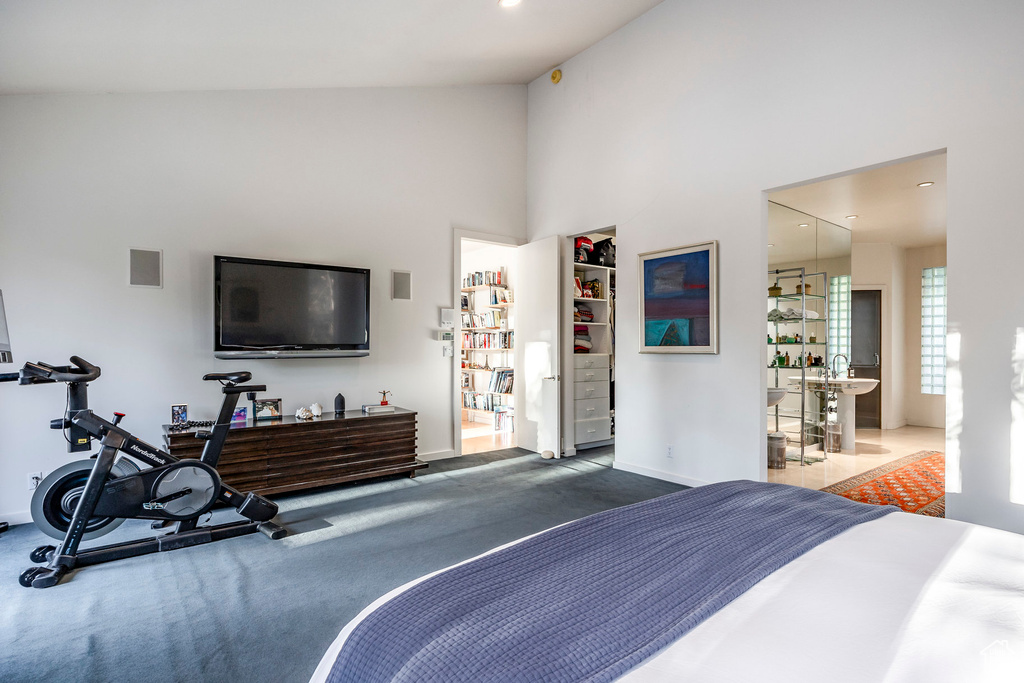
[51,356,102,383]
[20,356,102,384]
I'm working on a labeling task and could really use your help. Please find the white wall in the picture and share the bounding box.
[526,0,1024,531]
[905,244,948,428]
[0,86,526,522]
[852,243,907,430]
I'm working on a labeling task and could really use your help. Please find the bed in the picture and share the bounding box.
[311,481,1024,683]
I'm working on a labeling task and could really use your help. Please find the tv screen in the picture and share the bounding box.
[214,256,370,358]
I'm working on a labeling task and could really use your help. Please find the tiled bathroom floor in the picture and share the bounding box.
[766,425,945,490]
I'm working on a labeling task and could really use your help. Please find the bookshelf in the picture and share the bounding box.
[460,268,514,433]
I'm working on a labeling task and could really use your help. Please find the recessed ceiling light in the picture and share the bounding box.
[917,181,935,187]
[846,215,858,219]
[498,0,521,7]
[798,223,809,227]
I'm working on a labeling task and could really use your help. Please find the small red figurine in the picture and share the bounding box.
[379,390,391,406]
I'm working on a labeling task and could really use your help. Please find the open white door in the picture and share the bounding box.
[514,236,562,456]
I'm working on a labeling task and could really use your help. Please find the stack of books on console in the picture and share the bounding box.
[362,404,396,414]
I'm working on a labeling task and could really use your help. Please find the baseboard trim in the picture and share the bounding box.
[0,510,32,526]
[417,449,457,462]
[612,461,708,489]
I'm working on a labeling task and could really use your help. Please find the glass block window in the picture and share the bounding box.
[828,275,851,365]
[921,266,947,395]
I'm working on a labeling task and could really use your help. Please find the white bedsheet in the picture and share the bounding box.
[310,512,1024,683]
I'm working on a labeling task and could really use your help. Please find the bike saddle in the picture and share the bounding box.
[202,371,252,384]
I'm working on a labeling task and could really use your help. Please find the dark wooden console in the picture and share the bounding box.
[162,408,425,497]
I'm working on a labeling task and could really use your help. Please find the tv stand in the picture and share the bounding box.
[163,408,424,497]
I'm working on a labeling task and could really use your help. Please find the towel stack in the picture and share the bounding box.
[575,324,593,353]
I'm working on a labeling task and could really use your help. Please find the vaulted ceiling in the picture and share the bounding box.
[0,0,664,94]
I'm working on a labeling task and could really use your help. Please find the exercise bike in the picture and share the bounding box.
[0,356,286,588]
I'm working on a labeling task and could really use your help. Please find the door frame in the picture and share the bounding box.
[452,229,524,457]
[852,283,900,430]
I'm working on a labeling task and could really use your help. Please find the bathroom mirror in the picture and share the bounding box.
[767,202,851,276]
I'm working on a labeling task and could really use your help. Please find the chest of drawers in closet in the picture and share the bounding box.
[573,354,611,444]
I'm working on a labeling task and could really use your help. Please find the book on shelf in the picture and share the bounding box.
[463,268,505,289]
[362,404,396,414]
[495,406,515,432]
[462,330,514,350]
[487,367,514,394]
[462,391,512,412]
[490,288,513,306]
[461,310,504,329]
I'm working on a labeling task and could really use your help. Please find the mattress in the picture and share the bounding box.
[311,506,1024,682]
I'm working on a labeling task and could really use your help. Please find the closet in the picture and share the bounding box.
[565,230,616,453]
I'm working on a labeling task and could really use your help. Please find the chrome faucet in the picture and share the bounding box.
[830,354,850,379]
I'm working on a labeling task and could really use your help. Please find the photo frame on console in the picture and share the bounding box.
[252,398,283,421]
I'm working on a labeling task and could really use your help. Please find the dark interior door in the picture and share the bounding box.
[851,290,881,428]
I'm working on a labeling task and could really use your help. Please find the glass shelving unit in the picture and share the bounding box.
[768,268,832,465]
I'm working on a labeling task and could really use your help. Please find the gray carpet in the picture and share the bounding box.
[0,447,683,682]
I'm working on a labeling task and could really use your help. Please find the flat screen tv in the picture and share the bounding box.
[214,256,370,359]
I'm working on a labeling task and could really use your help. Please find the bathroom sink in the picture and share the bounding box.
[767,387,787,407]
[834,378,879,395]
[792,376,879,395]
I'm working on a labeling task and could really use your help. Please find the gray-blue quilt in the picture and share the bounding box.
[327,480,896,682]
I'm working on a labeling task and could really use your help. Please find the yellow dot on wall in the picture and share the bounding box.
[551,69,562,84]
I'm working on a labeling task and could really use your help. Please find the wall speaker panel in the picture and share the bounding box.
[129,249,163,288]
[392,270,412,300]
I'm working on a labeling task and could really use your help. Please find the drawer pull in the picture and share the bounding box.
[586,389,594,394]
[585,373,594,379]
[587,429,596,434]
[586,408,595,412]
[585,362,594,367]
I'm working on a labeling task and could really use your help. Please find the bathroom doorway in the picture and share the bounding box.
[765,150,947,506]
[851,290,881,428]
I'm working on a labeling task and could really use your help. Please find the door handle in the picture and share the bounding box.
[543,376,559,381]
[874,353,880,367]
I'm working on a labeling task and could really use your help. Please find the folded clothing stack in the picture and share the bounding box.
[574,304,594,322]
[575,324,593,353]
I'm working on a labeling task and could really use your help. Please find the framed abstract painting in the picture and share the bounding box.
[638,240,718,354]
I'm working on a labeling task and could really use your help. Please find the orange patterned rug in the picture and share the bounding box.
[820,450,945,517]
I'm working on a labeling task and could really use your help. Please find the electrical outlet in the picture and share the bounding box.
[442,345,454,357]
[27,471,43,491]
[666,446,673,459]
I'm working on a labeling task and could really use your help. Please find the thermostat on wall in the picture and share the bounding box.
[439,308,456,328]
